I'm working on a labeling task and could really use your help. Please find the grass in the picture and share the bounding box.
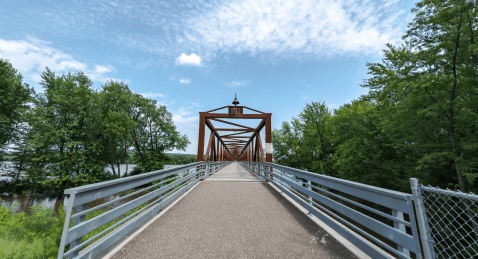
[0,199,66,259]
[0,173,190,258]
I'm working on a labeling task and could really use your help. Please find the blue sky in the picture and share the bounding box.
[0,0,418,154]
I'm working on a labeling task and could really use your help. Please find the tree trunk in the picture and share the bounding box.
[117,163,121,178]
[124,142,128,178]
[111,163,116,176]
[449,13,464,192]
[448,13,478,240]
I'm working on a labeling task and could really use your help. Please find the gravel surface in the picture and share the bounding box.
[112,163,358,259]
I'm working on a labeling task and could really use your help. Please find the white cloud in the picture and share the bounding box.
[0,37,120,83]
[300,90,308,100]
[175,53,202,66]
[175,107,191,116]
[179,78,191,84]
[141,92,165,98]
[173,115,199,123]
[183,0,404,59]
[224,80,250,88]
[12,0,409,65]
[95,65,113,74]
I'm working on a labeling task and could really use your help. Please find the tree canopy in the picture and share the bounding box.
[0,66,189,196]
[0,59,32,154]
[273,0,478,193]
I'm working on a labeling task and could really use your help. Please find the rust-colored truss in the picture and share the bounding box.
[197,105,272,162]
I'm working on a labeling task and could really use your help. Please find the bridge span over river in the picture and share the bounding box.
[57,98,436,259]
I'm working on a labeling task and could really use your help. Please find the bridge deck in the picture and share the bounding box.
[111,163,357,259]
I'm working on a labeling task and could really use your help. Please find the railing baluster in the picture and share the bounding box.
[69,203,87,258]
[392,210,410,258]
[307,179,312,216]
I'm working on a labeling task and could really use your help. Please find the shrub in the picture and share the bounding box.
[0,200,65,259]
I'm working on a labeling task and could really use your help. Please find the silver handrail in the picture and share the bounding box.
[240,161,422,259]
[58,161,231,259]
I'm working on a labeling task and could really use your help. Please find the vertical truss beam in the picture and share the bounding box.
[204,132,214,162]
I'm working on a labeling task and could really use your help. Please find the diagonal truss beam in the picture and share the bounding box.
[216,128,254,132]
[239,119,266,156]
[205,119,232,156]
[205,106,229,113]
[221,132,251,137]
[243,106,264,114]
[210,118,255,130]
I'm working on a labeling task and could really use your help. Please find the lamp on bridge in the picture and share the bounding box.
[232,93,239,106]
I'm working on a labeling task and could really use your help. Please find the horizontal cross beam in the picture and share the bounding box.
[204,113,270,119]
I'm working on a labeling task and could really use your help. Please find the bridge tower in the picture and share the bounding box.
[197,95,272,162]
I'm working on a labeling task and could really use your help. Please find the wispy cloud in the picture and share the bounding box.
[141,92,164,98]
[179,78,191,84]
[224,80,250,88]
[0,37,120,83]
[171,107,199,124]
[95,65,112,74]
[184,0,405,59]
[300,90,308,100]
[13,0,409,63]
[173,115,199,123]
[175,53,202,66]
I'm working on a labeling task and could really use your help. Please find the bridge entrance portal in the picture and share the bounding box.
[197,94,272,162]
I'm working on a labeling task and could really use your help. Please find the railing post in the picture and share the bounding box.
[58,194,75,259]
[269,165,273,181]
[157,175,165,210]
[392,209,410,257]
[307,179,312,216]
[69,203,87,258]
[205,164,209,180]
[410,178,434,259]
[262,165,266,180]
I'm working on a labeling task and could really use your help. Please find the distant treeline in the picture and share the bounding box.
[0,61,189,197]
[166,153,197,165]
[273,1,478,194]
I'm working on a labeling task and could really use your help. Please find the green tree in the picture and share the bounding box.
[272,102,334,174]
[362,0,478,192]
[130,97,189,173]
[0,59,33,156]
[272,120,306,169]
[330,99,412,191]
[26,68,107,195]
[298,102,335,175]
[98,81,137,177]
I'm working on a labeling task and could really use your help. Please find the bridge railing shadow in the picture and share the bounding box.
[57,161,231,259]
[240,162,423,259]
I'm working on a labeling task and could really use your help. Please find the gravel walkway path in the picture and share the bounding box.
[111,163,358,259]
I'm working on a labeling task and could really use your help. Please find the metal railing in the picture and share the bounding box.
[57,161,230,259]
[241,162,423,259]
[410,179,478,259]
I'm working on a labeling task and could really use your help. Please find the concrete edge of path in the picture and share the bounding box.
[101,181,202,259]
[267,181,390,259]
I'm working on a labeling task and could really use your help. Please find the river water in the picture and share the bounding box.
[0,195,65,215]
[0,164,183,215]
[0,194,126,216]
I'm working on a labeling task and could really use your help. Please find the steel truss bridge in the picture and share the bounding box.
[57,97,442,259]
